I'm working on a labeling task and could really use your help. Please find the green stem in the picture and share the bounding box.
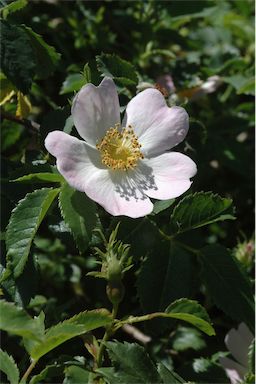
[20,359,37,383]
[96,304,119,368]
[114,311,186,331]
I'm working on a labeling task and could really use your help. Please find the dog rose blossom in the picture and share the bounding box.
[45,77,196,218]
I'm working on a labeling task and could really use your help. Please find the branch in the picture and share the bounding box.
[122,324,151,345]
[1,109,40,133]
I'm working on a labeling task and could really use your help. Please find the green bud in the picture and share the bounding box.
[107,256,122,282]
[106,281,125,306]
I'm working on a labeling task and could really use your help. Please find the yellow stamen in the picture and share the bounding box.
[96,124,143,171]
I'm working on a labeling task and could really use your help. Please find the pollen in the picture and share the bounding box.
[96,124,144,171]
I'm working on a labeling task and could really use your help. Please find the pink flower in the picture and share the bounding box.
[45,77,196,218]
[219,323,254,384]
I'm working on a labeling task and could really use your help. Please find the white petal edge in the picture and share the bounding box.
[225,323,254,367]
[84,171,154,218]
[140,152,197,200]
[71,77,120,145]
[45,130,104,192]
[219,356,247,384]
[123,88,189,157]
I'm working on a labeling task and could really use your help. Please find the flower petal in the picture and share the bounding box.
[45,131,153,218]
[45,130,103,192]
[219,356,246,384]
[84,171,154,218]
[123,88,189,157]
[71,77,120,145]
[140,152,197,199]
[225,323,254,367]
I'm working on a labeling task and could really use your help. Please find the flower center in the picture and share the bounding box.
[96,124,144,171]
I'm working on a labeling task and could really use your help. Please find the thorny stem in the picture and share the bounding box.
[96,303,119,368]
[20,359,38,383]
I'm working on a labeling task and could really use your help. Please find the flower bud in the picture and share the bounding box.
[107,256,122,282]
[106,281,125,306]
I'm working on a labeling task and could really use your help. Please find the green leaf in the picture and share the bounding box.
[28,309,112,360]
[137,241,195,334]
[170,192,235,234]
[96,53,138,86]
[95,367,118,383]
[59,183,97,253]
[63,115,74,134]
[29,363,65,384]
[63,366,90,384]
[151,199,175,215]
[82,63,91,84]
[237,77,255,95]
[165,298,215,336]
[171,326,206,351]
[0,0,27,19]
[60,73,87,95]
[248,338,255,374]
[223,75,255,95]
[12,172,64,184]
[105,341,161,383]
[0,20,36,93]
[0,349,19,384]
[200,244,254,331]
[158,363,185,383]
[23,26,61,79]
[0,300,44,340]
[6,188,59,278]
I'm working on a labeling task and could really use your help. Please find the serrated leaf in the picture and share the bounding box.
[158,363,185,383]
[59,183,97,253]
[170,192,235,234]
[164,298,215,336]
[106,341,161,384]
[151,199,175,215]
[137,241,195,334]
[23,26,61,79]
[6,188,59,278]
[0,300,44,340]
[200,244,254,331]
[96,53,138,86]
[0,20,36,93]
[0,0,27,19]
[12,172,64,184]
[0,349,19,384]
[60,73,87,95]
[28,309,112,360]
[193,357,211,373]
[63,366,90,384]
